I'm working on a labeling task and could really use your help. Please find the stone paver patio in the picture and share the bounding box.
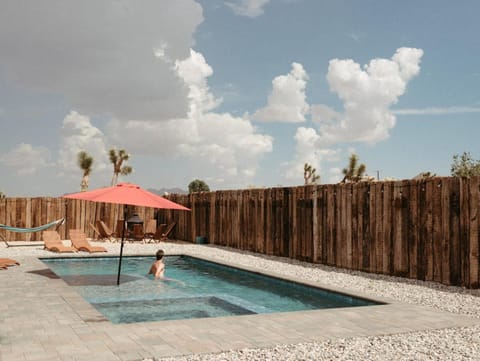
[1,250,479,361]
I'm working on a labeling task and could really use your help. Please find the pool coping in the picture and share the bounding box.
[2,252,480,360]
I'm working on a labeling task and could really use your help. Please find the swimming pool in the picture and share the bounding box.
[42,255,380,324]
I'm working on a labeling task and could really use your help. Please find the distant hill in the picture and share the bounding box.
[147,187,188,196]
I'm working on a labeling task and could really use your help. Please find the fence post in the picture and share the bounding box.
[312,186,318,262]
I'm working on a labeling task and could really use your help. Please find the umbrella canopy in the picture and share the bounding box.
[63,182,190,285]
[63,182,189,211]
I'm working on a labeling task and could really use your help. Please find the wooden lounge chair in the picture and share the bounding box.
[96,220,116,241]
[0,258,20,267]
[151,222,176,242]
[162,222,177,241]
[69,229,107,253]
[42,231,76,253]
[89,222,101,239]
[147,223,166,243]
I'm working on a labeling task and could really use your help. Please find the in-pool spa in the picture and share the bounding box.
[42,255,381,324]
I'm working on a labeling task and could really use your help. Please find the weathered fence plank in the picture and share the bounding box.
[326,184,335,266]
[382,182,393,275]
[369,183,377,273]
[441,178,451,285]
[450,178,461,285]
[469,177,479,288]
[432,179,443,283]
[351,183,359,270]
[374,182,383,274]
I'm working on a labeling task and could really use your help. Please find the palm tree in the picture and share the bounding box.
[77,151,94,191]
[304,163,320,185]
[109,148,133,186]
[341,154,366,183]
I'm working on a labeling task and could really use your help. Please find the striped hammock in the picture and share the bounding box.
[0,218,65,233]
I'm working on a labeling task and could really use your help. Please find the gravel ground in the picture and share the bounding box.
[2,240,480,360]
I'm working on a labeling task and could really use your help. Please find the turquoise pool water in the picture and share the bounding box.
[41,256,379,324]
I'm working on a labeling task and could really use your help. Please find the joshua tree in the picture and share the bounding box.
[188,179,210,193]
[451,152,480,177]
[109,148,133,186]
[414,171,437,179]
[304,163,320,185]
[0,191,5,199]
[77,151,94,191]
[341,154,366,183]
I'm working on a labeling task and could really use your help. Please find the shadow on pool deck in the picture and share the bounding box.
[27,268,61,279]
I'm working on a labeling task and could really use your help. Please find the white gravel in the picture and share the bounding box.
[2,240,480,360]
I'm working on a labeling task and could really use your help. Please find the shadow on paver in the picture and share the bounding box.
[27,268,61,279]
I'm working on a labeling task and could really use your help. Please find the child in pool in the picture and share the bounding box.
[148,249,185,286]
[148,249,166,279]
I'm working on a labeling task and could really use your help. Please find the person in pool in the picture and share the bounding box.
[147,249,186,286]
[148,249,166,279]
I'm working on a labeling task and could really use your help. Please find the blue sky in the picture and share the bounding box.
[0,0,479,196]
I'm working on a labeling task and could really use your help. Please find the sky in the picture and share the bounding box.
[0,0,479,197]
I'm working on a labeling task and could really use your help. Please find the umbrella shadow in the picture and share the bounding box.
[27,268,141,285]
[61,274,142,286]
[28,268,61,279]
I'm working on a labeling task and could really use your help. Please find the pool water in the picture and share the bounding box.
[41,256,379,324]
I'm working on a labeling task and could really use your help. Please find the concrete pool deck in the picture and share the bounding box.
[1,244,480,361]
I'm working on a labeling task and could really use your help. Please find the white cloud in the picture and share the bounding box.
[284,127,320,182]
[175,50,222,117]
[194,112,272,169]
[328,167,342,184]
[313,47,423,146]
[225,0,270,17]
[284,127,340,182]
[253,63,309,122]
[0,2,273,193]
[0,0,203,122]
[287,48,423,184]
[58,111,108,175]
[0,143,52,175]
[107,49,273,188]
[310,104,342,125]
[393,106,480,115]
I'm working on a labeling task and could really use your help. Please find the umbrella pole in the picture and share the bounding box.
[116,209,127,285]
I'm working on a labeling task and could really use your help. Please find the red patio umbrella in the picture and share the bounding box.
[63,182,190,284]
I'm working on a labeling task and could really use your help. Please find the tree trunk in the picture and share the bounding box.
[80,175,89,191]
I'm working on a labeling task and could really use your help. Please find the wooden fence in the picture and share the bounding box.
[1,176,479,288]
[0,198,160,242]
[168,177,480,288]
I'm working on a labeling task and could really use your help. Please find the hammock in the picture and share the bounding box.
[0,217,65,233]
[0,218,65,245]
